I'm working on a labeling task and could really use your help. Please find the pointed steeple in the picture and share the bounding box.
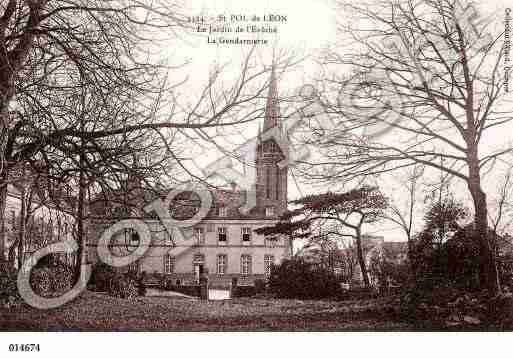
[263,63,280,132]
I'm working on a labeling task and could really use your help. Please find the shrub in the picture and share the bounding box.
[30,267,52,297]
[254,279,267,294]
[29,257,73,298]
[48,262,73,295]
[488,292,513,330]
[342,286,379,301]
[89,262,116,292]
[108,272,138,299]
[232,285,257,298]
[137,271,147,297]
[0,260,21,308]
[268,258,342,299]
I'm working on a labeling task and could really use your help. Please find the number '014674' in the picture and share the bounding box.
[8,344,41,352]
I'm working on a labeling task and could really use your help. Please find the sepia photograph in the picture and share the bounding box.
[0,0,513,356]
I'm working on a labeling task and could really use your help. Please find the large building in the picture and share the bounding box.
[87,67,292,285]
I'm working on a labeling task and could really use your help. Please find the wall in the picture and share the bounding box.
[87,218,292,284]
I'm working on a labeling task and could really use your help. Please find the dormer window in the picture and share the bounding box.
[265,206,275,217]
[219,207,228,217]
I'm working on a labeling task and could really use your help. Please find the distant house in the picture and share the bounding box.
[337,235,408,287]
[296,233,408,287]
[3,168,76,268]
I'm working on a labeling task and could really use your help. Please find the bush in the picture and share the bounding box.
[254,279,267,294]
[0,260,21,308]
[108,272,138,299]
[342,286,379,301]
[29,257,73,298]
[232,285,257,298]
[30,267,52,297]
[397,282,503,328]
[488,292,513,330]
[134,271,147,297]
[268,258,342,299]
[90,262,116,292]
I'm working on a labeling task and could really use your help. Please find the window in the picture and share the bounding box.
[217,254,227,275]
[218,227,227,242]
[192,253,205,276]
[195,227,205,244]
[164,254,175,274]
[130,231,140,247]
[219,207,228,217]
[124,228,140,250]
[269,141,278,153]
[264,255,275,276]
[128,260,139,274]
[207,223,215,232]
[265,206,275,217]
[242,227,251,242]
[240,255,252,276]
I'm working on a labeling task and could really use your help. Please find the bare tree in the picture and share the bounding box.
[256,186,388,288]
[299,0,510,294]
[0,0,297,261]
[489,164,513,236]
[381,165,424,262]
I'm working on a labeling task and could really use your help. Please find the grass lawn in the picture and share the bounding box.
[0,290,415,331]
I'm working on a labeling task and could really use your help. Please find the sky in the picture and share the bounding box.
[161,0,513,243]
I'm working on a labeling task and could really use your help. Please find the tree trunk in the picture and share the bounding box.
[406,235,417,283]
[73,168,86,283]
[355,227,370,288]
[0,171,8,262]
[74,118,87,283]
[468,169,499,295]
[17,185,26,269]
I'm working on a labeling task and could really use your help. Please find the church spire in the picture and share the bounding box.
[263,63,279,132]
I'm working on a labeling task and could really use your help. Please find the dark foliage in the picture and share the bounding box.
[255,186,387,238]
[411,226,484,291]
[29,256,73,298]
[409,198,482,290]
[137,271,148,297]
[232,285,257,298]
[254,279,267,294]
[498,254,513,289]
[399,283,513,329]
[340,287,378,300]
[89,262,116,292]
[0,259,21,308]
[268,258,342,299]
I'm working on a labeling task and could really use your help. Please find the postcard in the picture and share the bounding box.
[0,0,512,356]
